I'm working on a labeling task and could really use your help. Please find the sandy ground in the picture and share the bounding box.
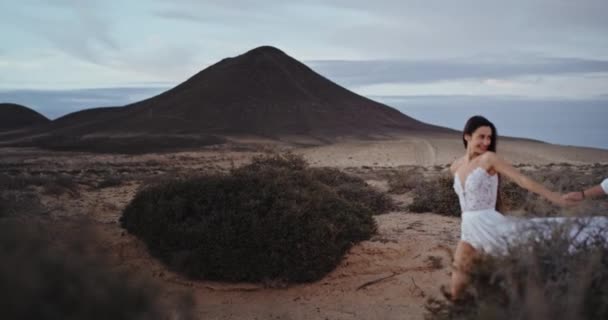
[2,134,608,319]
[298,133,608,167]
[93,211,457,320]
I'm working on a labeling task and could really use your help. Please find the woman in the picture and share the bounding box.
[448,115,579,300]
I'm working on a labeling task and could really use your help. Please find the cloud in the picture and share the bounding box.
[2,0,608,98]
[2,1,119,65]
[154,10,202,23]
[315,0,608,58]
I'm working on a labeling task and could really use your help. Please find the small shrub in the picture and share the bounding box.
[0,173,49,190]
[0,191,45,218]
[409,174,460,216]
[246,152,308,171]
[310,167,395,214]
[96,176,123,189]
[387,168,425,194]
[32,174,80,197]
[121,154,378,283]
[54,174,79,191]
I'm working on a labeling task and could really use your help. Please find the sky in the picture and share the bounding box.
[1,0,607,148]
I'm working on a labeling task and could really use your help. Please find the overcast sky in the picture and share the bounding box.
[1,1,607,125]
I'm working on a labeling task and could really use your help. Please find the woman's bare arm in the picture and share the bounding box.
[483,152,571,207]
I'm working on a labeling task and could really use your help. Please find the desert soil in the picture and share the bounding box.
[2,134,608,319]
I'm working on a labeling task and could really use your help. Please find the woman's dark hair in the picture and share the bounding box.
[462,115,504,211]
[462,115,498,152]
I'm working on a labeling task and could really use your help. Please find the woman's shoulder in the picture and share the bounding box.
[480,151,499,162]
[479,151,509,173]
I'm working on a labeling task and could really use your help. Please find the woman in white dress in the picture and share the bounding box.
[448,115,577,300]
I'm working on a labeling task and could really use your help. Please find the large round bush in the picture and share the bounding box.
[120,154,379,283]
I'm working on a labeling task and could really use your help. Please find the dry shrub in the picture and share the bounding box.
[29,134,226,154]
[0,218,193,320]
[310,167,395,214]
[120,153,380,283]
[0,172,80,197]
[500,165,607,217]
[409,173,460,216]
[0,191,45,218]
[425,220,608,320]
[387,167,425,194]
[0,173,49,190]
[96,176,123,189]
[246,152,308,171]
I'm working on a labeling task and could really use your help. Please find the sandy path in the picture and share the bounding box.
[298,134,608,168]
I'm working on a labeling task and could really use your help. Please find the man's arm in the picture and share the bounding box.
[563,178,608,201]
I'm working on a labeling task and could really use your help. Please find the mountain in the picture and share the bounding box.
[0,103,50,131]
[5,46,453,152]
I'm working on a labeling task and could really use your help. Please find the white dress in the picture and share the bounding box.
[454,167,608,254]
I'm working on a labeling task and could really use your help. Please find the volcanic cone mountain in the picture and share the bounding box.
[44,46,448,136]
[0,103,50,131]
[4,46,453,152]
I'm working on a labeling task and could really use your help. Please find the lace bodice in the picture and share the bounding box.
[454,167,498,212]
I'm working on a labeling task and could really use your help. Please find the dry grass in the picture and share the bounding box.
[422,163,608,320]
[425,220,608,320]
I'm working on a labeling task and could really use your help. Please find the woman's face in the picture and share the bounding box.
[465,126,493,155]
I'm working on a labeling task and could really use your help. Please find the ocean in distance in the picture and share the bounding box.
[376,95,608,151]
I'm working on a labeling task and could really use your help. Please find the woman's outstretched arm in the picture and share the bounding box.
[483,152,572,207]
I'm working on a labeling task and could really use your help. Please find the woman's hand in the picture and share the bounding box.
[563,191,584,202]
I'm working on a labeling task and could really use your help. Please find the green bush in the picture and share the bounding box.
[425,221,608,320]
[120,153,379,283]
[0,218,192,320]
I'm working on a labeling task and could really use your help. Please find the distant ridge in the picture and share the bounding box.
[0,103,50,131]
[4,46,454,152]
